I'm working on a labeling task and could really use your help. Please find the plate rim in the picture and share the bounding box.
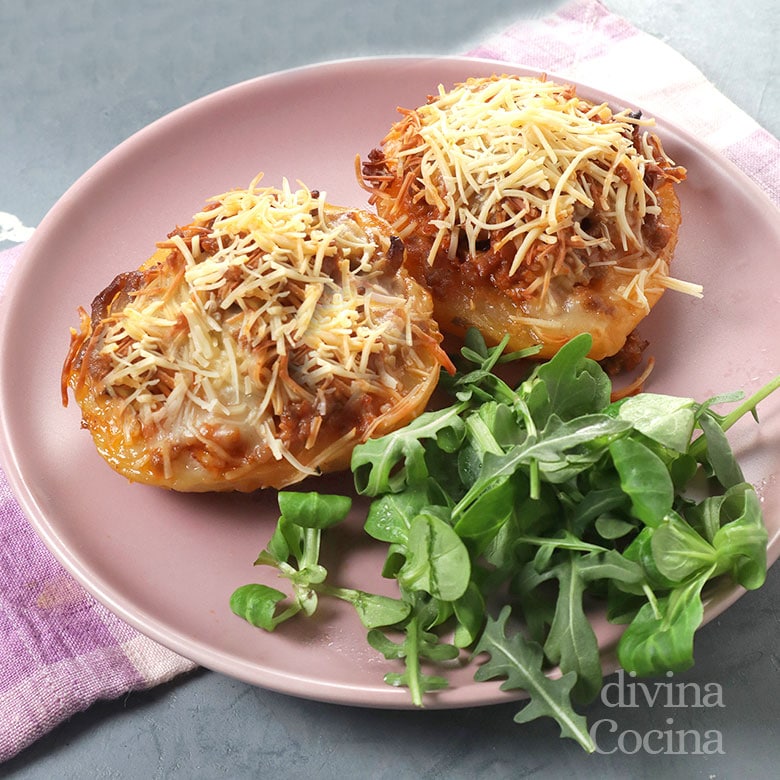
[1,54,778,709]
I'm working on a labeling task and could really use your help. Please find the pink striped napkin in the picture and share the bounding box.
[1,0,778,763]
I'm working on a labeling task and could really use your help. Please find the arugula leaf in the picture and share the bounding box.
[522,332,611,424]
[567,486,631,537]
[576,549,645,586]
[369,598,459,706]
[474,607,595,752]
[687,375,780,462]
[455,414,630,516]
[352,403,467,495]
[542,555,602,704]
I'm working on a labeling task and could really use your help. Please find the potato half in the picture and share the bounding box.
[62,178,450,492]
[361,75,699,361]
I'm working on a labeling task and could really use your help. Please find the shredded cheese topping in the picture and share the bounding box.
[89,177,437,477]
[366,76,702,308]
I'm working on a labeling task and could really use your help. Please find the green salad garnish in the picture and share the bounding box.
[231,330,778,752]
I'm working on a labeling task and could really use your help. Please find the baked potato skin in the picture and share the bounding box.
[62,191,449,493]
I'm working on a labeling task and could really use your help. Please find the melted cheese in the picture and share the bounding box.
[92,177,433,474]
[375,76,702,308]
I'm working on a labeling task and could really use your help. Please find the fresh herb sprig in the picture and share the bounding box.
[231,331,777,752]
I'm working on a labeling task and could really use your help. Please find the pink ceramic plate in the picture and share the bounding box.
[1,57,778,709]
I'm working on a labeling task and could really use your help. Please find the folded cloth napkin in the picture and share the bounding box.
[1,0,778,764]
